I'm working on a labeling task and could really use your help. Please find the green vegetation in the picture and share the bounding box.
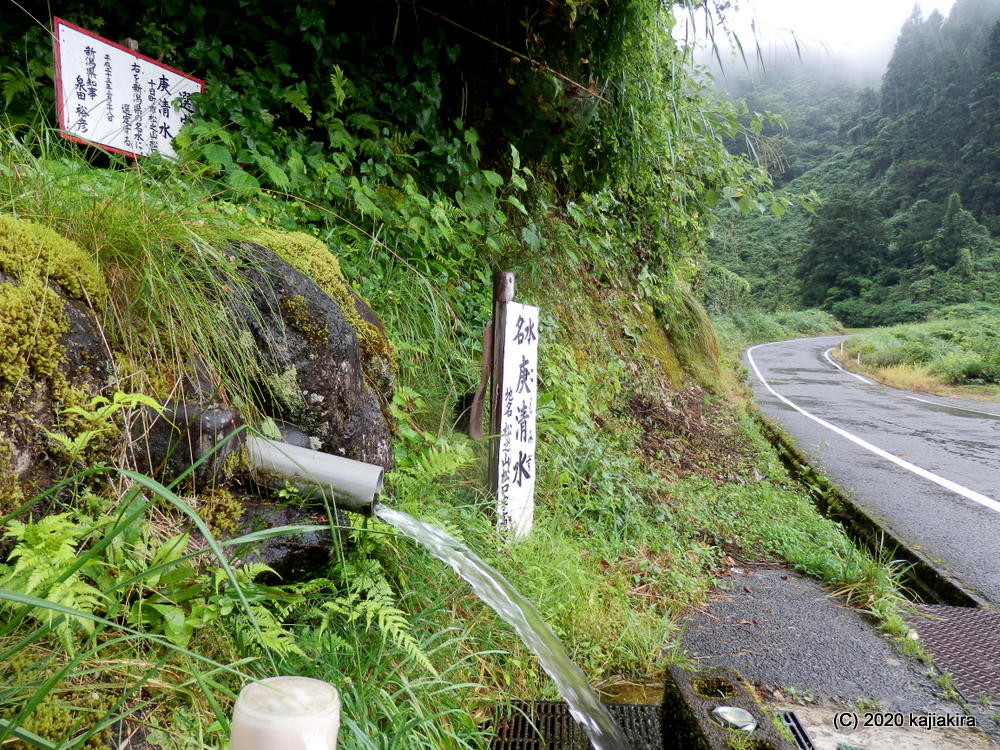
[840,308,1000,395]
[693,259,842,359]
[0,1,922,747]
[710,306,842,363]
[710,0,1000,327]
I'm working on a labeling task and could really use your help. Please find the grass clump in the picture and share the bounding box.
[841,310,1000,393]
[0,127,275,412]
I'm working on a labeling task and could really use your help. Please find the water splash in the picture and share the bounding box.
[375,505,628,750]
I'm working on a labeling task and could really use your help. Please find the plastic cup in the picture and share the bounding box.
[230,676,340,750]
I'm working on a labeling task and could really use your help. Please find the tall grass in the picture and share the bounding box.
[0,126,274,413]
[712,307,843,360]
[842,310,1000,391]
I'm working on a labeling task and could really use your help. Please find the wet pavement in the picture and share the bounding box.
[684,567,955,713]
[683,565,1000,748]
[746,336,1000,604]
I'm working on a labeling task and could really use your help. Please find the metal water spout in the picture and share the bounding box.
[244,435,383,515]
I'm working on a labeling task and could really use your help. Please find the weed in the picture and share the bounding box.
[840,313,1000,395]
[936,670,960,701]
[781,685,817,704]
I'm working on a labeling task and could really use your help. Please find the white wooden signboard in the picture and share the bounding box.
[54,18,204,158]
[496,302,539,539]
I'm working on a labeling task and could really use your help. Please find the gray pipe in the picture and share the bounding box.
[244,436,383,515]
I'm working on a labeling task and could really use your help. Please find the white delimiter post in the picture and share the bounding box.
[488,272,539,539]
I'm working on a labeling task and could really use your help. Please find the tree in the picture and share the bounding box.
[886,199,941,267]
[796,194,888,307]
[922,193,992,268]
[961,20,1000,228]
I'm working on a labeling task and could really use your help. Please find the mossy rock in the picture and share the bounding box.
[0,214,106,305]
[0,269,111,504]
[0,438,24,515]
[0,278,68,393]
[226,241,393,469]
[0,650,114,750]
[253,229,395,393]
[636,301,684,389]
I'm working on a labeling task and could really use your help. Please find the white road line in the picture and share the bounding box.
[823,347,875,384]
[903,395,1000,420]
[747,342,1000,515]
[821,346,1000,418]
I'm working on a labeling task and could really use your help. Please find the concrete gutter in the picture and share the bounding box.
[753,412,989,609]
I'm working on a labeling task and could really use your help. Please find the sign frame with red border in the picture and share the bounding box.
[53,17,205,158]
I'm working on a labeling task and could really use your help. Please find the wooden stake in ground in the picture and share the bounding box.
[488,271,539,539]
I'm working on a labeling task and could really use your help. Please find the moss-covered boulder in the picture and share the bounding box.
[0,216,110,510]
[227,240,393,469]
[253,229,395,398]
[0,216,391,582]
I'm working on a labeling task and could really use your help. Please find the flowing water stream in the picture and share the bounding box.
[374,505,628,750]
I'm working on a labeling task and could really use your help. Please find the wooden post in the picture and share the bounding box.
[488,271,515,499]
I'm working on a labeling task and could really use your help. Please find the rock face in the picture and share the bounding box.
[1,217,394,579]
[227,241,394,470]
[0,280,110,511]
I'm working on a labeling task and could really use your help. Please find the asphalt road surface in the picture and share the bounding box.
[746,335,1000,604]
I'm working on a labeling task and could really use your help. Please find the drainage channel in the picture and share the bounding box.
[754,413,986,608]
[491,701,662,749]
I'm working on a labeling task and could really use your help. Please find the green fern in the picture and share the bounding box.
[46,391,165,464]
[0,514,104,651]
[241,602,306,659]
[319,588,436,675]
[392,439,475,501]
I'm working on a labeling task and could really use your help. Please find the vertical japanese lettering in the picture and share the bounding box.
[177,91,195,124]
[103,54,114,123]
[495,302,540,538]
[83,45,98,99]
[147,79,159,153]
[131,62,144,153]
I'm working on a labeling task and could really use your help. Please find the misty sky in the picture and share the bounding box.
[680,0,958,77]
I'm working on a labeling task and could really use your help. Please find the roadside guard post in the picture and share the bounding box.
[488,272,539,539]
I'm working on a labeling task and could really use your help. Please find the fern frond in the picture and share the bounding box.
[345,112,380,135]
[320,594,436,675]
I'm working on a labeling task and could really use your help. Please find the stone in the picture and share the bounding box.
[226,241,393,470]
[0,271,110,508]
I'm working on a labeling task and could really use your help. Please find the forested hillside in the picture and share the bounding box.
[709,0,1000,327]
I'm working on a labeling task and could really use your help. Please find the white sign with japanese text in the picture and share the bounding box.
[54,18,203,158]
[496,302,539,539]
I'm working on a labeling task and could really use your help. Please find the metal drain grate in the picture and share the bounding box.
[909,604,1000,704]
[491,701,663,749]
[781,711,816,750]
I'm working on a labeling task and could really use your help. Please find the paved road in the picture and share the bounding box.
[746,335,1000,604]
